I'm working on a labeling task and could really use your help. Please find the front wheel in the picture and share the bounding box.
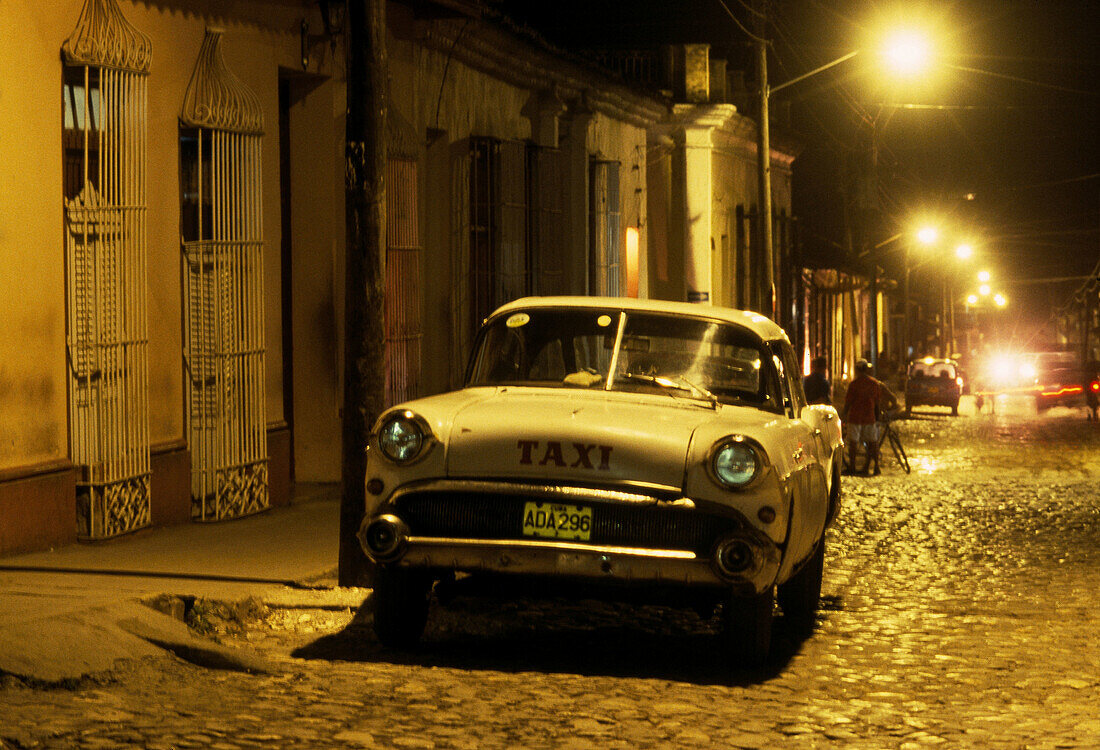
[371,566,433,649]
[887,428,911,474]
[777,537,824,637]
[723,586,774,670]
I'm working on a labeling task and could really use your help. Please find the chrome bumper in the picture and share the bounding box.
[357,520,781,594]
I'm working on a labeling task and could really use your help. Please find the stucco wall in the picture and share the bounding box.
[286,75,344,482]
[0,1,71,470]
[711,118,795,310]
[1,0,661,494]
[0,0,318,474]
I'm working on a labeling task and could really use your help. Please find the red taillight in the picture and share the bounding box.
[1040,385,1084,398]
[1090,380,1100,393]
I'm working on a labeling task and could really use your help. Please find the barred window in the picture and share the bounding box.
[180,29,267,522]
[61,0,152,540]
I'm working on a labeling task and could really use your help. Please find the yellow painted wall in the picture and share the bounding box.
[286,75,344,481]
[0,1,72,470]
[1,0,659,489]
[0,0,323,475]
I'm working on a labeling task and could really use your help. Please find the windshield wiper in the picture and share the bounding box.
[674,375,720,409]
[616,372,718,409]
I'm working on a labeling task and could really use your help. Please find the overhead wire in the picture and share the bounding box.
[714,0,766,43]
[729,0,764,18]
[767,9,866,152]
[946,64,1100,98]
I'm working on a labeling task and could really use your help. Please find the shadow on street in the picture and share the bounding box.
[290,594,832,686]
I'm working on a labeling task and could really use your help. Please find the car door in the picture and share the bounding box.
[767,341,827,573]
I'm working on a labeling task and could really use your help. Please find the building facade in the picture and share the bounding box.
[1,0,803,557]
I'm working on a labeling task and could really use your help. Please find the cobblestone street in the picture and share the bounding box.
[3,398,1099,748]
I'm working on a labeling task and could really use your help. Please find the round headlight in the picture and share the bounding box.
[712,440,760,488]
[378,414,425,463]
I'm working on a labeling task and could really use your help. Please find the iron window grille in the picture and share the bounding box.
[179,29,268,522]
[61,0,152,540]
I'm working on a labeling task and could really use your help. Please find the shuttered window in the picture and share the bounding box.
[528,145,567,296]
[452,137,529,383]
[385,159,422,406]
[589,160,621,297]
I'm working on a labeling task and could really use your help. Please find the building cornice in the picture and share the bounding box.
[407,18,669,128]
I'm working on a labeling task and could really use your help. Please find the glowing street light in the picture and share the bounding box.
[977,269,991,283]
[880,28,933,77]
[979,283,991,296]
[955,243,973,260]
[760,19,939,354]
[917,225,940,245]
[966,293,979,306]
[993,293,1008,308]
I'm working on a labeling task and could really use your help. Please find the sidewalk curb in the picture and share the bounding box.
[0,600,274,685]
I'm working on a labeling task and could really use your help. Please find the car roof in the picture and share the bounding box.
[488,296,789,342]
[910,357,957,367]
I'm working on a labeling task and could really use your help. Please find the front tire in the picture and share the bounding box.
[723,586,774,669]
[777,537,825,636]
[371,566,433,649]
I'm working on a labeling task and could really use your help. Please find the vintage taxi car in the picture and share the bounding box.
[358,297,844,668]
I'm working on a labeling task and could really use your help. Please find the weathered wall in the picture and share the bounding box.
[711,114,795,310]
[0,0,71,472]
[286,74,344,482]
[0,0,330,550]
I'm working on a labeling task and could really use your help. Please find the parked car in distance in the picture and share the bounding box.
[358,297,844,673]
[905,357,963,416]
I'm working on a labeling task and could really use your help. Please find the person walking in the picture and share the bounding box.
[841,359,897,475]
[803,355,832,405]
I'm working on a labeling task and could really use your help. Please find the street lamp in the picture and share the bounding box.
[917,226,939,245]
[755,13,936,331]
[880,28,934,78]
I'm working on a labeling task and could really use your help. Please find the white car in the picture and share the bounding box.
[358,297,844,669]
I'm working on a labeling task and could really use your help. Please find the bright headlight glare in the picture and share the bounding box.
[378,414,425,463]
[712,440,759,488]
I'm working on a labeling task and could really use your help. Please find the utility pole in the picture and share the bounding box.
[755,0,775,320]
[867,121,879,370]
[902,243,910,364]
[339,0,387,587]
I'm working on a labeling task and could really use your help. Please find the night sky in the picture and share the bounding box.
[493,0,1099,333]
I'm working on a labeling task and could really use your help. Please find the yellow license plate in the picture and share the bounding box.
[521,502,592,541]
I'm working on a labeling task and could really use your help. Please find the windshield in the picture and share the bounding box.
[909,361,957,379]
[467,308,782,410]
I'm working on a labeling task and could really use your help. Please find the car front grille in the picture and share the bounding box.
[392,489,740,555]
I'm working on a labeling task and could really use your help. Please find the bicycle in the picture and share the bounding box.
[877,414,911,474]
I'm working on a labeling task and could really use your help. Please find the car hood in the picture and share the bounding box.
[438,387,775,491]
